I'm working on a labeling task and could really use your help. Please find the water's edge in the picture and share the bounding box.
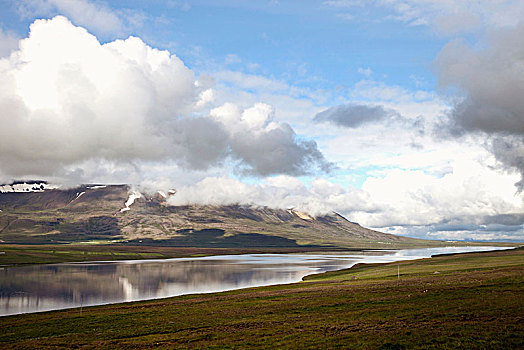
[0,246,515,317]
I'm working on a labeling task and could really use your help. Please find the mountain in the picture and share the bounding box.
[0,183,442,249]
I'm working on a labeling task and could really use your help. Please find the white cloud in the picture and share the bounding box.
[325,0,524,35]
[224,53,242,65]
[0,16,330,182]
[205,69,329,141]
[167,1,191,12]
[357,158,523,227]
[167,175,376,216]
[195,88,215,109]
[0,16,198,176]
[163,158,524,241]
[210,103,333,176]
[214,70,290,94]
[357,67,372,76]
[17,0,129,37]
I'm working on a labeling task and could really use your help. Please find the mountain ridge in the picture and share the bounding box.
[0,184,446,249]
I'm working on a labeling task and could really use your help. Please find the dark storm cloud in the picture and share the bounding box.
[313,103,399,128]
[436,24,524,188]
[230,123,334,176]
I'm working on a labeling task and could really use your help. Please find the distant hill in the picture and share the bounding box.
[0,184,445,249]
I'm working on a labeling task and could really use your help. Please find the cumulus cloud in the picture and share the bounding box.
[314,103,399,128]
[356,158,523,227]
[436,24,524,188]
[167,175,376,216]
[0,16,197,176]
[162,157,524,241]
[351,158,524,241]
[0,16,330,182]
[211,103,334,176]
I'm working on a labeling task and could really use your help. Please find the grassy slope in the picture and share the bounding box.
[1,204,436,249]
[1,248,522,349]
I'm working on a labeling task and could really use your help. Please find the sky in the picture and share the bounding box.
[0,0,523,242]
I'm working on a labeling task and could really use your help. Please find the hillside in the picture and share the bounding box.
[0,183,443,249]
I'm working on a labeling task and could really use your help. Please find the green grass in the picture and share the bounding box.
[0,248,522,349]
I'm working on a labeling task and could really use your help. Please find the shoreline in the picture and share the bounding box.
[0,241,520,267]
[302,245,522,281]
[0,244,351,267]
[1,246,518,318]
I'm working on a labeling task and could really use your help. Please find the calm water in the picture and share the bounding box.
[0,246,511,316]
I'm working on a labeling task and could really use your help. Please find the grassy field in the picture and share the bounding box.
[0,248,522,349]
[0,244,346,266]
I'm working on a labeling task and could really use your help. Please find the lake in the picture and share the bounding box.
[0,246,512,316]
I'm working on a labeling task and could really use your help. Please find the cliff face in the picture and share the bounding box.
[0,184,437,248]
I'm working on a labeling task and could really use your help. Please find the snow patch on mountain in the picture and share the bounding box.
[120,191,142,213]
[72,191,85,202]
